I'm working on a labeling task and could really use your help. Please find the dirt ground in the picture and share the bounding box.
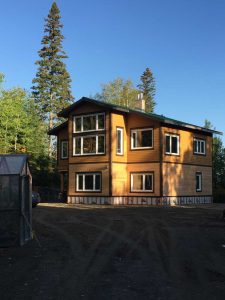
[1,204,225,300]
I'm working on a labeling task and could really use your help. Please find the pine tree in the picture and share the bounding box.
[137,68,156,113]
[32,2,74,130]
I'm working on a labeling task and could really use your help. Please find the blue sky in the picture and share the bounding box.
[0,0,224,142]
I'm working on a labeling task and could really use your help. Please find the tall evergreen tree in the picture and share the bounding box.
[137,67,156,113]
[32,2,74,131]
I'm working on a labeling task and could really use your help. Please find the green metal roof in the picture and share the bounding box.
[54,97,222,136]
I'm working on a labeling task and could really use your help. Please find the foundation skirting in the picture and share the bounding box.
[67,195,212,206]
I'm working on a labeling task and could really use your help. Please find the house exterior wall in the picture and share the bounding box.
[163,163,212,196]
[57,127,69,171]
[53,100,214,205]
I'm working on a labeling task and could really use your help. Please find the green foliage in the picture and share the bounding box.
[137,67,156,112]
[203,120,225,197]
[32,2,74,124]
[0,85,57,186]
[94,78,139,108]
[213,136,225,188]
[0,88,47,155]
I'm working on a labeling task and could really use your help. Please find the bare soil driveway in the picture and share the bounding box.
[1,204,225,300]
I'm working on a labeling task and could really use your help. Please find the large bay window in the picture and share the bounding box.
[194,138,206,155]
[73,135,105,155]
[73,113,105,133]
[165,134,179,155]
[131,173,153,192]
[131,128,153,149]
[76,173,101,192]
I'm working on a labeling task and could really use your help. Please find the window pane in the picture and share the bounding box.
[171,136,178,153]
[133,174,143,190]
[132,132,137,148]
[78,175,83,190]
[117,129,121,153]
[194,140,197,153]
[98,136,105,153]
[145,175,152,191]
[141,130,152,147]
[201,141,205,154]
[75,138,81,154]
[98,114,105,130]
[95,174,101,190]
[75,117,81,132]
[62,142,68,158]
[85,175,94,190]
[83,136,96,154]
[166,135,170,153]
[83,115,96,131]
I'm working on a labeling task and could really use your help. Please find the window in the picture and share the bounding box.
[131,173,153,192]
[194,138,206,155]
[76,173,101,192]
[73,113,105,133]
[165,134,179,155]
[116,128,124,155]
[196,172,202,192]
[131,128,153,149]
[61,141,68,159]
[73,135,105,155]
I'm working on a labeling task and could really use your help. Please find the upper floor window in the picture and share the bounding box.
[73,113,105,133]
[76,173,101,192]
[131,173,153,192]
[61,141,68,159]
[196,172,202,192]
[165,134,179,155]
[73,135,105,156]
[131,128,153,150]
[194,138,206,155]
[116,127,124,155]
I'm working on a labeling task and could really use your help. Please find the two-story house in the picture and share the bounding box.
[49,97,221,205]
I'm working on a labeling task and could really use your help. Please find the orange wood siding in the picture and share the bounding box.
[162,126,212,166]
[68,163,110,196]
[57,127,69,171]
[126,113,160,163]
[111,112,127,163]
[163,163,212,196]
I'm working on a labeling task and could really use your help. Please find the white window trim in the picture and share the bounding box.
[131,173,153,192]
[76,173,101,192]
[131,128,153,150]
[116,128,124,155]
[61,141,68,159]
[73,113,105,133]
[165,133,180,155]
[73,134,105,156]
[196,173,202,192]
[194,138,206,155]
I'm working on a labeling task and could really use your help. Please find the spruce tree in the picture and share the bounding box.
[137,68,156,113]
[32,2,74,129]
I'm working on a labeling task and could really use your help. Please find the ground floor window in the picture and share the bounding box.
[131,173,153,192]
[76,173,101,192]
[196,172,202,192]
